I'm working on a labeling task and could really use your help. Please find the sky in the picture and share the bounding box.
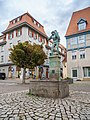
[0,0,90,47]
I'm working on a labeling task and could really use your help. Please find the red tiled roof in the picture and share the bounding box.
[3,13,47,37]
[65,7,90,36]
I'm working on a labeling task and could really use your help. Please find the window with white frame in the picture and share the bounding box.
[70,37,77,45]
[72,69,77,77]
[72,51,76,60]
[10,43,13,48]
[78,22,86,31]
[38,24,40,27]
[78,35,85,44]
[34,33,37,40]
[1,56,4,62]
[13,20,16,24]
[1,45,4,52]
[38,36,41,42]
[29,31,32,37]
[17,17,20,22]
[42,38,45,44]
[83,67,90,77]
[33,20,36,25]
[10,32,13,39]
[80,50,85,59]
[17,29,21,36]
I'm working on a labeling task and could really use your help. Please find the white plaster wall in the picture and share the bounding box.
[67,48,90,79]
[0,26,48,78]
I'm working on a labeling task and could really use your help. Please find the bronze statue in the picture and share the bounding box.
[48,30,60,55]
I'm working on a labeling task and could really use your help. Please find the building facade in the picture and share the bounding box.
[65,7,90,80]
[0,12,49,78]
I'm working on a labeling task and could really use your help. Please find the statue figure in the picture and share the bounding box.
[48,30,60,55]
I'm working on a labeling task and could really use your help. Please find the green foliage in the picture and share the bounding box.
[26,92,32,96]
[31,44,47,66]
[64,77,72,80]
[9,41,47,69]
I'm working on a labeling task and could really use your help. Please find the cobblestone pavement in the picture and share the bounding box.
[69,81,90,92]
[0,80,90,120]
[0,79,30,94]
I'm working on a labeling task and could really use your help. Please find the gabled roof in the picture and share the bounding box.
[65,7,90,37]
[2,12,47,38]
[77,18,87,24]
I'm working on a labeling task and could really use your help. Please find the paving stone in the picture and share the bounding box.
[9,118,14,120]
[55,117,62,120]
[38,118,45,120]
[14,117,20,120]
[0,118,4,120]
[0,114,8,118]
[3,118,8,120]
[0,81,90,119]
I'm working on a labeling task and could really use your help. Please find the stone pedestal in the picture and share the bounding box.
[49,54,61,80]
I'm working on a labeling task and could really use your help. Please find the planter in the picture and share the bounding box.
[29,80,69,98]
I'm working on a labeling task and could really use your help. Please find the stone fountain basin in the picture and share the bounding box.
[29,80,69,98]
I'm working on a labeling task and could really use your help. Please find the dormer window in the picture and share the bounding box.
[17,17,20,22]
[78,22,86,31]
[38,24,40,27]
[77,18,87,31]
[33,20,36,25]
[13,20,16,24]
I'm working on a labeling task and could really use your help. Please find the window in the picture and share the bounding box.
[50,53,52,56]
[78,35,85,44]
[38,36,41,42]
[83,67,90,77]
[38,24,40,27]
[1,56,4,62]
[34,33,37,40]
[42,38,45,44]
[72,69,77,77]
[33,20,36,25]
[70,37,77,45]
[13,20,16,24]
[1,45,4,52]
[17,29,21,36]
[17,17,20,22]
[8,51,11,61]
[16,28,22,37]
[72,51,76,60]
[52,70,55,74]
[29,31,32,37]
[78,22,86,31]
[10,43,12,48]
[80,50,85,59]
[10,32,13,39]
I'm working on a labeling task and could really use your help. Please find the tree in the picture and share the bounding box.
[9,41,47,83]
